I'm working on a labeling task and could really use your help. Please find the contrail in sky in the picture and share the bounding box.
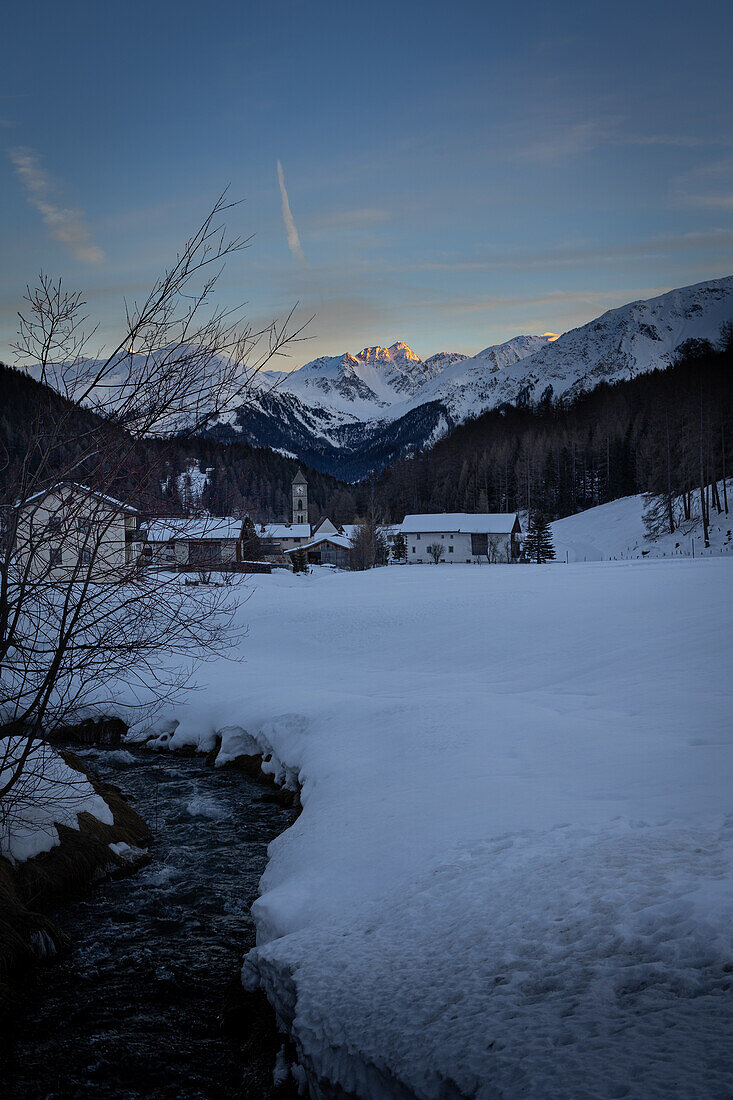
[9,146,104,264]
[277,159,308,268]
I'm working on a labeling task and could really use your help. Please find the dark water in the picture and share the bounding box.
[2,746,297,1099]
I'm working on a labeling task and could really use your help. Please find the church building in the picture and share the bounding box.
[257,470,311,556]
[292,469,308,524]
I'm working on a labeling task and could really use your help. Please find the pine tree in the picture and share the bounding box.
[524,511,555,563]
[392,532,406,561]
[241,516,262,560]
[291,548,308,574]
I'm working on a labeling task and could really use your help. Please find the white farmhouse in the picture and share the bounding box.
[402,513,522,564]
[14,482,143,581]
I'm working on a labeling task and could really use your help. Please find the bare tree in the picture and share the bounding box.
[0,195,304,810]
[426,542,445,564]
[350,511,388,571]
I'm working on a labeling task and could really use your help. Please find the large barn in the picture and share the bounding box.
[401,513,522,564]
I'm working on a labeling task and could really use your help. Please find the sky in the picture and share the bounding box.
[1,0,732,368]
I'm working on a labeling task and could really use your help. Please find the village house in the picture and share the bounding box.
[401,513,522,564]
[142,516,246,569]
[284,532,353,569]
[257,521,312,557]
[13,481,143,581]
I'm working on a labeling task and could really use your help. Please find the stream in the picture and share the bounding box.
[2,745,297,1099]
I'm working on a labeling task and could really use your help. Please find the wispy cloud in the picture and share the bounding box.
[406,229,733,274]
[403,288,647,315]
[307,207,392,231]
[512,117,723,163]
[9,146,104,264]
[277,159,308,267]
[684,194,733,210]
[672,156,733,211]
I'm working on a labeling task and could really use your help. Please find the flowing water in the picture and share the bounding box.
[2,745,297,1099]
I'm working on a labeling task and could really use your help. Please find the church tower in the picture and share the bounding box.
[292,469,308,526]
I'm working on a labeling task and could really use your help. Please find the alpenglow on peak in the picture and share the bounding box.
[355,342,422,365]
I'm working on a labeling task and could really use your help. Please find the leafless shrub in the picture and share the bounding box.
[1,196,302,809]
[426,542,445,564]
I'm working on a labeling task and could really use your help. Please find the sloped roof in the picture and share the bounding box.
[292,469,308,485]
[283,534,352,554]
[18,481,138,513]
[401,513,519,535]
[313,518,339,536]
[144,516,243,542]
[258,523,311,539]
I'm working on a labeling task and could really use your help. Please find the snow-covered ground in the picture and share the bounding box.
[552,490,733,563]
[0,739,113,863]
[126,558,733,1098]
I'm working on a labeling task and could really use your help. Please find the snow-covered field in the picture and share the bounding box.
[127,559,733,1098]
[552,491,733,563]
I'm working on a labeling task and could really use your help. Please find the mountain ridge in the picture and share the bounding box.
[210,275,733,479]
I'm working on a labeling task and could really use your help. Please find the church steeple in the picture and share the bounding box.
[292,470,308,526]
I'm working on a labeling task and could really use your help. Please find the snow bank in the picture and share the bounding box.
[552,488,733,562]
[124,561,733,1096]
[0,740,113,863]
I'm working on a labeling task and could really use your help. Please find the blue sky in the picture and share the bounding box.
[1,0,732,365]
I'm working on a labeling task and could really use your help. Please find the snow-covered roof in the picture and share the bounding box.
[144,516,243,542]
[259,523,311,539]
[17,481,138,513]
[313,518,339,536]
[401,513,519,535]
[283,534,352,554]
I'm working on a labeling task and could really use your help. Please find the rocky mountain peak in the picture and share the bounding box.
[356,346,395,366]
[387,341,422,363]
[355,342,422,367]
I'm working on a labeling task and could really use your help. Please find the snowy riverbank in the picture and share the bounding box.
[125,561,733,1097]
[0,747,151,1014]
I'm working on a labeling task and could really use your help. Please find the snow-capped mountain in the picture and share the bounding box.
[216,277,733,479]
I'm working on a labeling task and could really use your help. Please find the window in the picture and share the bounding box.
[449,534,454,539]
[50,548,63,566]
[297,499,303,510]
[412,547,416,554]
[47,517,61,533]
[416,533,421,540]
[448,545,454,553]
[79,549,91,565]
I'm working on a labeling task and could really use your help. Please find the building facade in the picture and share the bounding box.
[284,533,352,568]
[142,517,245,568]
[14,482,141,582]
[402,513,522,564]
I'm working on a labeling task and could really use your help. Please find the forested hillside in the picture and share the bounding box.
[3,339,730,532]
[371,339,732,535]
[0,362,352,523]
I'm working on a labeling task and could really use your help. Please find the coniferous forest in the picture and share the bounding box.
[1,339,731,530]
[370,339,733,532]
